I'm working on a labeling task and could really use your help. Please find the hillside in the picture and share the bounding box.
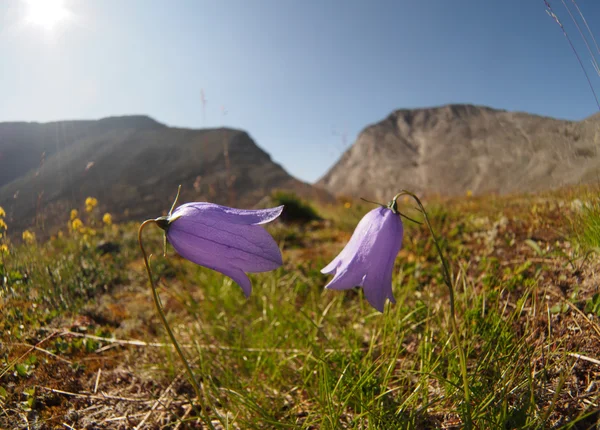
[0,116,329,235]
[317,104,600,200]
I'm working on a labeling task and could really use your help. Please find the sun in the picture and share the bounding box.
[23,0,71,31]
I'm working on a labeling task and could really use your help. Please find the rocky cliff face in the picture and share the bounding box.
[317,104,600,200]
[0,116,329,235]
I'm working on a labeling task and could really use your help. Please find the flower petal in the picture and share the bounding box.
[321,256,341,275]
[321,206,403,312]
[218,266,253,297]
[361,248,397,312]
[324,265,364,291]
[362,274,387,312]
[167,217,282,272]
[171,203,283,226]
[321,207,383,275]
[360,210,403,310]
[167,235,254,296]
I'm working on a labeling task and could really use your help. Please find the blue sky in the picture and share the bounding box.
[1,0,600,183]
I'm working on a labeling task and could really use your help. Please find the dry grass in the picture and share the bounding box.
[1,187,600,428]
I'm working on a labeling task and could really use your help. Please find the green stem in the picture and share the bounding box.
[138,220,204,403]
[398,190,472,427]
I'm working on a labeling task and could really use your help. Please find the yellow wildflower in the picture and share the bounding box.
[102,213,112,226]
[85,197,98,207]
[0,219,6,230]
[466,190,473,198]
[72,218,84,231]
[0,244,8,255]
[22,230,36,244]
[83,227,97,236]
[344,202,351,209]
[85,197,98,212]
[70,209,78,220]
[0,206,5,217]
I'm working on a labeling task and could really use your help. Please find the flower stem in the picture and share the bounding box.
[398,191,472,427]
[138,220,204,406]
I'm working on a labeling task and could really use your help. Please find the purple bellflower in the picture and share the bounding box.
[156,202,284,297]
[322,198,404,312]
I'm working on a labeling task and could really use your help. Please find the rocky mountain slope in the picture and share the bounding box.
[0,116,329,235]
[317,104,600,200]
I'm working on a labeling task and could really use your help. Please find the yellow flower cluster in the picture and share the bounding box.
[0,206,7,254]
[102,213,112,226]
[71,218,84,231]
[22,230,36,244]
[85,197,98,213]
[66,197,116,239]
[82,228,97,238]
[69,217,97,239]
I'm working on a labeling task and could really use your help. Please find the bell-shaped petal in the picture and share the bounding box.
[322,206,403,312]
[171,202,283,226]
[164,203,284,296]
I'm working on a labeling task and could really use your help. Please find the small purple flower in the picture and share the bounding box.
[322,205,404,312]
[157,202,284,297]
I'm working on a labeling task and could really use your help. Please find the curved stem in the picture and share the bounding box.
[138,219,203,403]
[399,190,472,427]
[361,195,422,224]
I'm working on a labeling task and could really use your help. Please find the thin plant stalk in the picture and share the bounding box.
[570,0,600,58]
[544,0,600,110]
[138,219,209,420]
[394,190,472,427]
[360,197,423,224]
[561,0,600,76]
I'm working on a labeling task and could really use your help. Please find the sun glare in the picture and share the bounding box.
[23,0,71,31]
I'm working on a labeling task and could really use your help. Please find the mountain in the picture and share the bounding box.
[317,104,600,200]
[0,116,330,235]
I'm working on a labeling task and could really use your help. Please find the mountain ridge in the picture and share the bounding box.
[317,103,600,200]
[0,115,331,236]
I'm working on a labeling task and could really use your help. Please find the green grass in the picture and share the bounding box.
[574,196,600,250]
[1,189,600,428]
